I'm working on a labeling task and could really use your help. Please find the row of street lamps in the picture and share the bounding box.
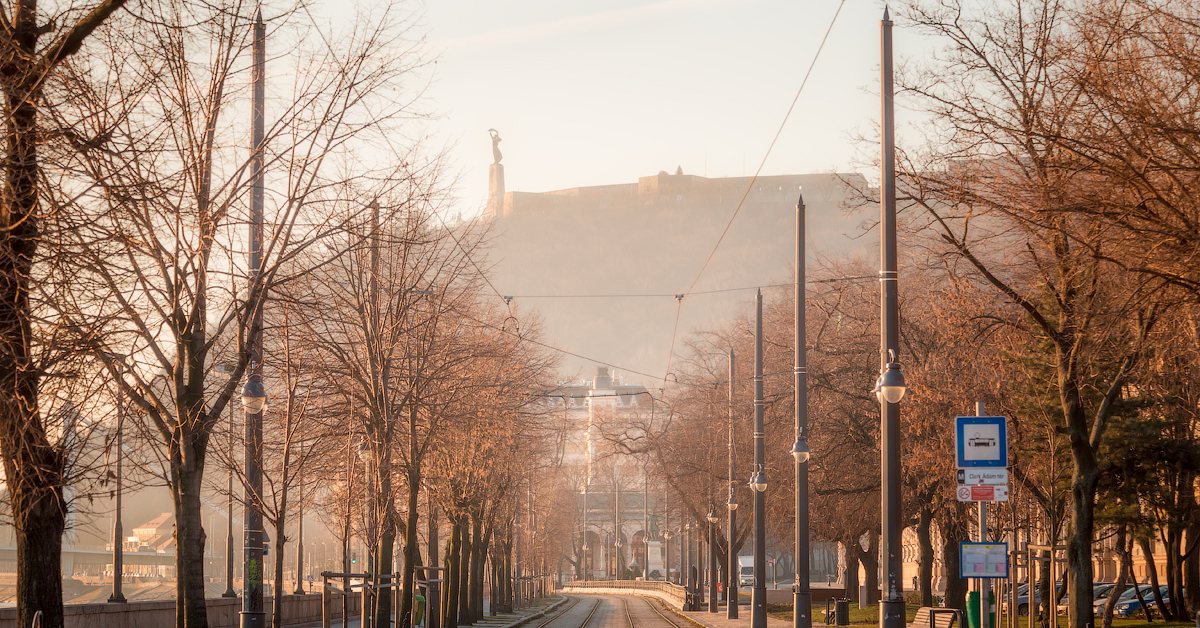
[708,15,908,628]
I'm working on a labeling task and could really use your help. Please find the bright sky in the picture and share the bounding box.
[421,0,923,216]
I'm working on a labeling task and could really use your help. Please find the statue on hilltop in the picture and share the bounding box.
[488,128,502,164]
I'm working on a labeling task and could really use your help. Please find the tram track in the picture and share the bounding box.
[528,595,600,628]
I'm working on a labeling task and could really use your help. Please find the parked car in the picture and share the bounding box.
[1094,585,1156,614]
[1114,586,1169,617]
[1058,582,1115,613]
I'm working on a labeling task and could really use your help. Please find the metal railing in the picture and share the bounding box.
[561,579,688,609]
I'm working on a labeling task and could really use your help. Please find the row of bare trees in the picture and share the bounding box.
[0,0,572,627]
[640,3,1200,628]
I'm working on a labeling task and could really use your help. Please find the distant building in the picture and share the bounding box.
[486,170,823,220]
[483,168,872,378]
[546,366,664,580]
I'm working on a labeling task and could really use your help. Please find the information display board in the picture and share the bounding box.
[959,542,1008,578]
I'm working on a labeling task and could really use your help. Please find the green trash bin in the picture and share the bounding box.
[966,592,996,628]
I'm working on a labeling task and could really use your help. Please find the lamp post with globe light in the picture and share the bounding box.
[728,348,739,619]
[878,10,909,628]
[663,529,674,585]
[751,289,769,628]
[792,193,814,628]
[707,507,719,612]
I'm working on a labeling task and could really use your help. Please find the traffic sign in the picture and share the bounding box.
[956,484,1009,502]
[955,416,1008,468]
[957,469,1009,485]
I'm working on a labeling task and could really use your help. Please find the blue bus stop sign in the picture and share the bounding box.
[955,416,1008,468]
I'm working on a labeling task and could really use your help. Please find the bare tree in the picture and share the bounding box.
[45,0,431,624]
[0,0,129,623]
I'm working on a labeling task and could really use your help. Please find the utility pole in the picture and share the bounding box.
[728,348,739,619]
[751,289,769,628]
[878,10,909,628]
[241,11,268,628]
[793,194,812,628]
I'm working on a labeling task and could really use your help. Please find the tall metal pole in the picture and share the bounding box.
[879,10,905,628]
[753,289,768,628]
[977,402,989,628]
[795,195,811,628]
[728,349,739,619]
[241,11,267,628]
[294,457,305,595]
[710,514,719,612]
[224,400,237,598]
[108,388,126,603]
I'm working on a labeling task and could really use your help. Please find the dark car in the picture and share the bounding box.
[1114,586,1169,617]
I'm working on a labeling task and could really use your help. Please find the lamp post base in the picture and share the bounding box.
[752,586,768,628]
[107,593,127,604]
[880,598,905,628]
[794,589,811,628]
[222,589,238,598]
[240,610,267,628]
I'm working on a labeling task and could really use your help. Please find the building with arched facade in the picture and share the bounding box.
[549,366,666,580]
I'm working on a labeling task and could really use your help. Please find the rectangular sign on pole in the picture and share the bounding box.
[955,416,1008,468]
[956,485,1009,502]
[957,469,1009,485]
[960,542,1008,578]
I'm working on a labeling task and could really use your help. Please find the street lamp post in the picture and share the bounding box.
[241,11,267,628]
[106,355,127,604]
[217,366,237,599]
[878,10,909,628]
[728,348,739,619]
[707,507,719,613]
[751,289,769,628]
[663,529,674,585]
[357,440,375,628]
[793,194,813,628]
[684,522,692,607]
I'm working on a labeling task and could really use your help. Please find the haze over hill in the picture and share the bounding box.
[484,170,875,383]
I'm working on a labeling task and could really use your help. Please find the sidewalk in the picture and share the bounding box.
[293,595,567,628]
[677,604,794,628]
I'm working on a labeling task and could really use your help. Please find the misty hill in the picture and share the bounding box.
[485,171,873,383]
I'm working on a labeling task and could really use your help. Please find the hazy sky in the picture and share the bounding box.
[422,0,925,216]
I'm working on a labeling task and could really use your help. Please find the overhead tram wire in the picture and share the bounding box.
[308,0,855,383]
[658,0,849,388]
[496,276,876,300]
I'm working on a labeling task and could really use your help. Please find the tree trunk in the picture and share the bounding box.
[172,454,211,628]
[398,467,420,628]
[273,512,288,628]
[1,12,63,626]
[374,515,396,628]
[469,513,489,623]
[1065,383,1100,628]
[1140,537,1169,619]
[9,458,65,628]
[857,529,880,605]
[444,519,461,628]
[457,517,469,623]
[1185,521,1200,618]
[1101,523,1129,628]
[1165,526,1182,620]
[917,507,934,607]
[941,518,968,611]
[844,541,860,603]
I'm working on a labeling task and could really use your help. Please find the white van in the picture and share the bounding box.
[739,556,754,587]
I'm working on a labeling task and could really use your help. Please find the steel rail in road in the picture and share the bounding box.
[544,594,688,628]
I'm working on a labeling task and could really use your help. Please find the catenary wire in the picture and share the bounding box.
[660,0,849,387]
